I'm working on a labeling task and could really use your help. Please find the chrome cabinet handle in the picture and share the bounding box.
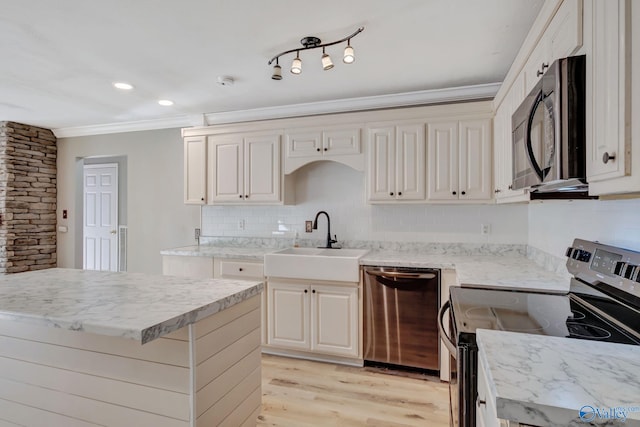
[110,230,117,235]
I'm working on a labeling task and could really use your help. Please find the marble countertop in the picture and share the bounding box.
[477,329,640,427]
[161,244,275,260]
[0,268,263,344]
[360,252,569,293]
[161,244,569,293]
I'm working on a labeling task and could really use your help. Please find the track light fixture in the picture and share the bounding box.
[269,27,364,80]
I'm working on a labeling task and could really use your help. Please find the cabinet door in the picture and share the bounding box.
[427,121,459,200]
[267,281,310,350]
[208,136,244,203]
[477,359,500,427]
[523,36,550,95]
[162,255,214,279]
[495,73,528,202]
[183,136,207,204]
[322,127,361,156]
[459,119,492,200]
[311,285,358,357]
[244,134,281,203]
[396,124,426,200]
[587,0,630,184]
[286,130,322,158]
[548,0,583,59]
[367,126,396,201]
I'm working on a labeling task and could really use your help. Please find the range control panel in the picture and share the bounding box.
[567,239,640,298]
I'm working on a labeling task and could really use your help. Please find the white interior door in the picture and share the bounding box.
[83,164,118,271]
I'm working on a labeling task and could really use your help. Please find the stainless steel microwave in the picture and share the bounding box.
[511,55,586,192]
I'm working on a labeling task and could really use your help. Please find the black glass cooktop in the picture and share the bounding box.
[450,285,640,346]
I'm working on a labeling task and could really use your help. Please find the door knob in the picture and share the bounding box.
[110,230,117,235]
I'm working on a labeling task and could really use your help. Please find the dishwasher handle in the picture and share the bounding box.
[438,300,457,358]
[367,270,436,280]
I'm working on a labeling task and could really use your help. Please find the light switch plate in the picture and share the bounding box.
[305,221,313,233]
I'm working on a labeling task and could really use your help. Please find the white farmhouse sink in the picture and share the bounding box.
[264,247,369,282]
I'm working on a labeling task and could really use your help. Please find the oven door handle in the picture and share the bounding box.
[438,300,457,357]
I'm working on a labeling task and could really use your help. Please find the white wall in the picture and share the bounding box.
[202,161,529,245]
[57,128,200,274]
[528,198,640,258]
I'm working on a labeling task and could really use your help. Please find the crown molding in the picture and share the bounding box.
[204,83,501,125]
[53,83,500,138]
[53,116,192,138]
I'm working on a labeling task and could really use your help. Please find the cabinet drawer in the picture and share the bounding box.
[220,261,264,279]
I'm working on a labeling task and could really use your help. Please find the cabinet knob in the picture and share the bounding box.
[245,194,249,199]
[398,191,402,196]
[477,399,486,406]
[317,148,321,152]
[508,184,513,190]
[239,268,243,272]
[312,289,316,293]
[390,192,394,196]
[452,191,457,195]
[602,152,616,164]
[461,191,466,195]
[201,197,205,201]
[324,147,328,151]
[536,62,549,77]
[239,195,243,199]
[494,189,501,194]
[304,289,308,293]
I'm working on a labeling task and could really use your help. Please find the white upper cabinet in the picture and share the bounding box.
[493,73,529,203]
[183,136,207,204]
[428,119,492,201]
[208,132,282,204]
[367,123,426,202]
[284,125,363,174]
[524,0,583,94]
[585,0,638,195]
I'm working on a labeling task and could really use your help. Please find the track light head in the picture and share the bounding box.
[291,52,302,74]
[321,48,334,70]
[343,41,355,64]
[272,64,282,80]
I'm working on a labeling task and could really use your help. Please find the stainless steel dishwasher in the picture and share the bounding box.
[363,266,440,372]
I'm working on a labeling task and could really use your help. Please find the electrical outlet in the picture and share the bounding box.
[305,221,313,233]
[238,219,245,230]
[194,228,200,240]
[481,224,491,235]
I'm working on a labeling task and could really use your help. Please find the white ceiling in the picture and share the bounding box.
[1,0,544,134]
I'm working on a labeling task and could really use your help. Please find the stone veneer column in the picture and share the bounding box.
[0,121,57,274]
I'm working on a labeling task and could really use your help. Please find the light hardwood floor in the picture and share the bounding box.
[257,354,450,426]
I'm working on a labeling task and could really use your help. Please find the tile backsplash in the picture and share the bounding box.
[202,161,529,245]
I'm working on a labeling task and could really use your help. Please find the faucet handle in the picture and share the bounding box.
[330,234,338,244]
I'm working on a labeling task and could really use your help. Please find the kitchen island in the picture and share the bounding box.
[0,268,263,427]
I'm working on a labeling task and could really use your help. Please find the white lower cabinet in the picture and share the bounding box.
[162,255,215,279]
[477,358,500,427]
[267,279,359,359]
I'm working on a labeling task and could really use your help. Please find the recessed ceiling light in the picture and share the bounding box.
[113,82,134,90]
[158,99,174,106]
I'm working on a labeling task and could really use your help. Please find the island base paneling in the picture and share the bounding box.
[0,296,261,427]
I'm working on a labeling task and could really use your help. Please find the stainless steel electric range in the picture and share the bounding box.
[438,239,640,427]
